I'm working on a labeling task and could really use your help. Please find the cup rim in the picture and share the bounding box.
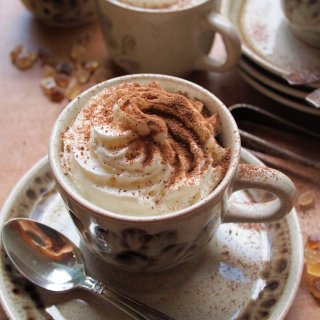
[49,74,241,223]
[103,0,210,13]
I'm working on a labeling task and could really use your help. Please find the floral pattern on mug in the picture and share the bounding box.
[92,219,215,271]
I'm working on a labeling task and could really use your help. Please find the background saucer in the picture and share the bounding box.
[238,57,312,100]
[0,150,303,320]
[238,69,320,116]
[222,0,320,89]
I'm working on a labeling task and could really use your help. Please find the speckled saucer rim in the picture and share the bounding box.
[0,149,304,320]
[221,0,320,87]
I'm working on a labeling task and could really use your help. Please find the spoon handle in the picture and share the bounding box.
[82,276,175,320]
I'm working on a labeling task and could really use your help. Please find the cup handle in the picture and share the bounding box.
[222,164,296,223]
[194,13,241,72]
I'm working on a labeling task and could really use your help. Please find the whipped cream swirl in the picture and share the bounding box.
[61,82,229,216]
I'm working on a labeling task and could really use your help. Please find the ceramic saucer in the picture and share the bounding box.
[221,0,320,89]
[0,149,303,320]
[238,56,320,113]
[238,68,320,116]
[238,57,312,100]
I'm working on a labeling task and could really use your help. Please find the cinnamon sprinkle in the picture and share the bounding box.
[60,81,230,209]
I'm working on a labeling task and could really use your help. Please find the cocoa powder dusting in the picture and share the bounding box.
[60,81,229,212]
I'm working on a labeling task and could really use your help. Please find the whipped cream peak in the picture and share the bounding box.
[61,82,229,216]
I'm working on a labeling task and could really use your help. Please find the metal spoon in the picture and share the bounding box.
[1,218,174,320]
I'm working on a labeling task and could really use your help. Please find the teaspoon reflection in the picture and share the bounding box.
[2,218,174,320]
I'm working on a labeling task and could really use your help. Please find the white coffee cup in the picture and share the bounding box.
[20,0,97,27]
[96,0,241,75]
[281,0,320,48]
[49,74,296,272]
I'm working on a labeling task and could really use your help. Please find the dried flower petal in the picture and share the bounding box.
[42,64,56,77]
[65,78,81,101]
[304,234,320,299]
[70,42,87,61]
[38,47,55,66]
[48,87,65,102]
[56,62,73,76]
[83,60,99,74]
[305,248,320,277]
[40,77,56,90]
[55,73,70,88]
[305,272,320,299]
[10,39,111,104]
[76,67,91,84]
[306,234,320,251]
[40,77,64,102]
[10,45,23,62]
[10,45,37,70]
[299,190,315,209]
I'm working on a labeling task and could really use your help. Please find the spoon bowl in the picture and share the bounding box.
[2,218,174,320]
[2,218,85,292]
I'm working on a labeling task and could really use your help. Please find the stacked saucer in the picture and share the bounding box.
[221,0,320,116]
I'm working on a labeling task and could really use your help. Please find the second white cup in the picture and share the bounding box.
[96,0,241,75]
